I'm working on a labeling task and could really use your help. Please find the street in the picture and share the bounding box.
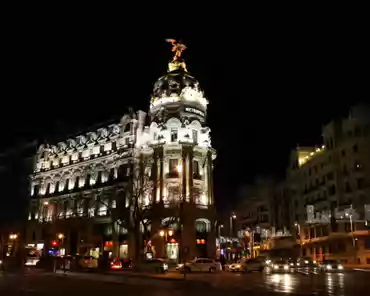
[1,268,370,295]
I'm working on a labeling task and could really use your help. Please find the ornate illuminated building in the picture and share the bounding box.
[26,40,217,262]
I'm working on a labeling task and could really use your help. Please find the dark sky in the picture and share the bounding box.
[1,16,366,211]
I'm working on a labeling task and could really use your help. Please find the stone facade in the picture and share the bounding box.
[26,47,217,262]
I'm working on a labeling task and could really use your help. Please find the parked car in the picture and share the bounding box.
[178,258,222,273]
[78,256,98,270]
[133,258,168,273]
[229,258,264,272]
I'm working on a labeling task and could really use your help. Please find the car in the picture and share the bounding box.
[319,260,344,272]
[271,260,294,273]
[229,258,264,273]
[78,256,99,269]
[133,258,168,273]
[296,257,317,267]
[179,258,222,273]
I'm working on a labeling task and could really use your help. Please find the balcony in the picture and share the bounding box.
[193,173,202,180]
[166,171,179,179]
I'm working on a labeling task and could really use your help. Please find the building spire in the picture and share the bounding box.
[165,39,188,72]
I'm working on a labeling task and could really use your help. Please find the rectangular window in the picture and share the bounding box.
[171,128,178,142]
[192,130,198,143]
[169,159,178,172]
[193,160,199,175]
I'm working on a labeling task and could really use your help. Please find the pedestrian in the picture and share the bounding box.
[221,255,226,271]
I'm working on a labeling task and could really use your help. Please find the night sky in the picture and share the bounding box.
[1,18,366,215]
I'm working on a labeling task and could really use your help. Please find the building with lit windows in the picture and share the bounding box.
[287,105,370,265]
[26,40,217,262]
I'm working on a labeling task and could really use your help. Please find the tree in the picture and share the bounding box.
[126,153,154,261]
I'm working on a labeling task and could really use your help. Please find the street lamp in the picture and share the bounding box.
[218,224,224,237]
[230,213,236,238]
[44,201,49,206]
[159,229,173,258]
[294,222,302,256]
[9,234,18,240]
[345,212,355,247]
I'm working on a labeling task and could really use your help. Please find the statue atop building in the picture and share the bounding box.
[166,39,188,72]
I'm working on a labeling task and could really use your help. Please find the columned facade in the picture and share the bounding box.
[26,40,217,263]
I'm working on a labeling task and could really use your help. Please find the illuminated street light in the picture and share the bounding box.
[168,230,173,236]
[159,230,165,237]
[58,233,64,240]
[9,234,18,240]
[176,164,182,173]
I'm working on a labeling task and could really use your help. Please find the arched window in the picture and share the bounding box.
[195,218,211,232]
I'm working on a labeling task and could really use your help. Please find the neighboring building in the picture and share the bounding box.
[271,181,292,236]
[0,141,36,259]
[26,40,217,262]
[0,141,36,225]
[286,104,370,264]
[235,179,275,258]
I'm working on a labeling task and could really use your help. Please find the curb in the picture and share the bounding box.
[52,270,213,288]
[353,268,370,272]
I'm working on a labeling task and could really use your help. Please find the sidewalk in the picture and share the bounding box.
[344,264,370,269]
[50,269,210,289]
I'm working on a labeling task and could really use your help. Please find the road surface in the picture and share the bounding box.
[1,267,370,295]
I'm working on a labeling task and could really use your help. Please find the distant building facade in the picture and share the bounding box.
[286,105,370,264]
[235,179,276,258]
[26,42,217,262]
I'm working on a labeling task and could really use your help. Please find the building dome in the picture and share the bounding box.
[152,67,201,99]
[150,64,208,113]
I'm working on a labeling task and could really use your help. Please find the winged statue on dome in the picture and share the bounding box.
[166,39,188,71]
[166,39,187,61]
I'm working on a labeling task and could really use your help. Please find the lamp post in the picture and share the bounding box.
[230,214,236,238]
[218,224,224,238]
[57,233,65,255]
[9,234,18,258]
[159,229,173,258]
[294,222,302,257]
[345,211,356,264]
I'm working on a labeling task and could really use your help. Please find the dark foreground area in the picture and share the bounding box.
[1,268,370,295]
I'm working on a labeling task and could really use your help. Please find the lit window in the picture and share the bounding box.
[171,128,178,142]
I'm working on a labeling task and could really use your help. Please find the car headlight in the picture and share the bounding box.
[284,265,289,270]
[338,265,343,270]
[273,265,278,269]
[177,263,184,268]
[235,264,241,268]
[326,265,332,269]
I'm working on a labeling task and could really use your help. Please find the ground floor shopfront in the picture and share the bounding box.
[301,230,370,265]
[25,217,216,263]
